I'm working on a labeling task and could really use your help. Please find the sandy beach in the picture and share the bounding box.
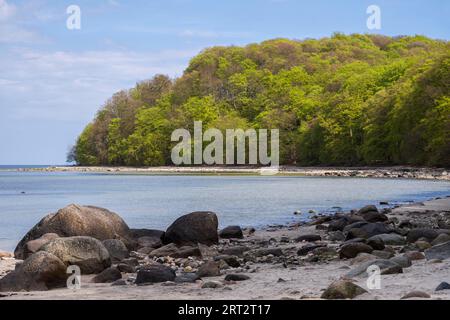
[1,196,449,300]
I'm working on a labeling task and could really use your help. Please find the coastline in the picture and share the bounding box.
[12,165,450,181]
[1,196,450,300]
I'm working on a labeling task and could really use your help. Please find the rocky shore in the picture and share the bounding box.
[13,165,450,181]
[1,196,450,300]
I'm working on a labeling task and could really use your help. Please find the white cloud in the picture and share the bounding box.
[0,0,16,21]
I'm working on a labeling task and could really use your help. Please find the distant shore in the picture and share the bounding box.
[13,165,450,181]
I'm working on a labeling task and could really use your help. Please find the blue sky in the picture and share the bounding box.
[0,0,449,165]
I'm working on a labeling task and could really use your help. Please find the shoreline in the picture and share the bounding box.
[9,165,450,181]
[1,196,450,300]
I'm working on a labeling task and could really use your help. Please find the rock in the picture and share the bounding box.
[129,229,164,240]
[92,267,122,283]
[253,248,283,257]
[357,205,378,215]
[343,221,369,233]
[102,239,129,263]
[371,250,394,259]
[321,280,367,299]
[164,211,219,246]
[346,223,391,239]
[415,240,432,251]
[137,236,162,249]
[404,251,425,261]
[346,259,403,278]
[175,273,200,283]
[25,233,59,257]
[328,215,364,232]
[117,263,135,273]
[40,236,111,274]
[329,231,345,242]
[311,246,338,260]
[214,255,240,268]
[295,234,321,242]
[339,243,373,259]
[121,257,139,267]
[0,251,67,292]
[406,228,450,243]
[111,279,128,286]
[367,237,385,250]
[390,255,412,268]
[297,244,325,256]
[148,243,179,257]
[219,226,243,239]
[435,282,450,291]
[343,238,367,245]
[401,291,431,299]
[196,261,221,277]
[424,241,450,260]
[15,204,132,259]
[431,233,450,246]
[135,264,176,285]
[222,246,250,257]
[351,253,378,265]
[368,234,405,246]
[224,274,250,281]
[360,209,388,223]
[174,246,202,258]
[202,281,223,289]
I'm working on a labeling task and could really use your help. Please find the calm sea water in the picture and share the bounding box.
[0,170,449,252]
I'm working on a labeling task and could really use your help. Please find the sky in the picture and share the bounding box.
[0,0,449,165]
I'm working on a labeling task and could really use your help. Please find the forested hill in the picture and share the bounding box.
[70,33,450,167]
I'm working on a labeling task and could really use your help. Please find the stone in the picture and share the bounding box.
[401,291,431,299]
[371,250,394,259]
[202,281,223,289]
[25,233,59,257]
[346,223,391,239]
[224,274,250,281]
[135,264,176,285]
[164,211,219,246]
[129,229,164,240]
[102,239,129,263]
[390,255,412,268]
[117,263,135,273]
[111,279,127,286]
[196,261,221,277]
[295,234,321,242]
[297,244,325,256]
[214,255,240,268]
[253,248,283,257]
[346,259,403,278]
[368,234,405,246]
[404,251,425,261]
[435,282,450,291]
[0,251,67,292]
[148,243,179,257]
[431,233,450,246]
[424,241,450,260]
[367,237,385,250]
[40,236,111,274]
[357,205,378,215]
[137,236,162,249]
[219,226,243,239]
[175,273,200,283]
[328,231,345,242]
[321,280,367,299]
[415,240,432,251]
[92,267,122,283]
[328,215,364,232]
[351,253,378,265]
[15,204,132,259]
[339,243,373,259]
[222,246,250,257]
[406,228,450,243]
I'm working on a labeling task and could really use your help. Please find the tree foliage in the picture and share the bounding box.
[70,34,450,167]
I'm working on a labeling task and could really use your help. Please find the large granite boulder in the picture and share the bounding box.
[39,236,111,274]
[164,211,219,246]
[15,204,132,259]
[0,251,67,292]
[424,241,450,261]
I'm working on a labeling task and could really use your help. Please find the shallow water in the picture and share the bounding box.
[0,171,449,252]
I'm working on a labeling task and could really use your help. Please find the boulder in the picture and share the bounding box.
[175,273,200,283]
[321,280,367,299]
[406,228,450,243]
[92,267,122,283]
[214,255,240,268]
[360,211,388,223]
[424,241,450,260]
[346,259,403,278]
[372,250,394,259]
[328,215,364,232]
[135,264,176,285]
[390,255,412,268]
[102,239,129,263]
[171,246,201,259]
[148,243,179,257]
[357,205,378,215]
[431,233,450,246]
[367,237,385,250]
[219,226,243,239]
[24,233,59,257]
[117,263,135,273]
[224,274,250,281]
[435,282,450,291]
[15,204,132,259]
[295,234,321,242]
[368,233,405,246]
[164,211,219,246]
[39,236,111,274]
[404,251,425,261]
[148,243,201,258]
[415,240,432,251]
[202,281,223,289]
[351,253,378,265]
[339,243,373,259]
[196,261,221,277]
[222,246,250,257]
[0,251,67,292]
[297,244,325,256]
[346,222,391,240]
